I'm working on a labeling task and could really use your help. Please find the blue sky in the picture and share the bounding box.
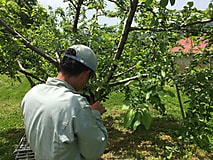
[37,0,212,10]
[37,0,212,25]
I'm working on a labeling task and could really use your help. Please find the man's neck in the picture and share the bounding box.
[56,72,81,91]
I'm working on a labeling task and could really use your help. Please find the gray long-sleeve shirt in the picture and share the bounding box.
[21,77,108,160]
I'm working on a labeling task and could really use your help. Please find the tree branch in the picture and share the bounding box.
[109,73,149,87]
[90,7,99,36]
[112,65,136,79]
[0,18,59,69]
[180,18,213,28]
[107,0,127,11]
[68,0,77,9]
[72,0,83,33]
[129,19,213,33]
[107,0,138,83]
[16,58,46,83]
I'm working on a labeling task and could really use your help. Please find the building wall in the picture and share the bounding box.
[174,57,213,71]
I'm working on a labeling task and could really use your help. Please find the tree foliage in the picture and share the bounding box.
[0,0,213,150]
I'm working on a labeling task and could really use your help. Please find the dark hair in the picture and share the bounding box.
[59,48,90,77]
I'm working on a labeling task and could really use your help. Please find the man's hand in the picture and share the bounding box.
[91,101,107,115]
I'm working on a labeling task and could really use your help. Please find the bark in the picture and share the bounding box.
[107,0,138,83]
[71,0,83,33]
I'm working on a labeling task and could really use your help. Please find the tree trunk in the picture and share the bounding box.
[107,0,138,83]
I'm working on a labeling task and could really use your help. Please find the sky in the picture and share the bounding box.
[37,0,212,25]
[37,0,212,10]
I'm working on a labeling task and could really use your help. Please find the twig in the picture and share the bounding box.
[68,0,77,9]
[112,65,137,79]
[107,0,127,11]
[109,73,148,87]
[55,51,61,63]
[90,7,99,36]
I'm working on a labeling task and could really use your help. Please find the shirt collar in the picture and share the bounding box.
[46,77,80,94]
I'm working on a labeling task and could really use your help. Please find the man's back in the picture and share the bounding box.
[21,78,108,160]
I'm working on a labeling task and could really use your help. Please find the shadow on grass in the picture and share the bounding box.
[2,117,212,160]
[100,115,213,160]
[0,128,25,160]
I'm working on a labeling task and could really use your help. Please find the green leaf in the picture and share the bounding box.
[132,112,142,130]
[187,2,194,8]
[121,100,131,110]
[161,70,166,78]
[170,0,175,6]
[209,3,213,9]
[166,90,175,97]
[146,91,152,100]
[159,42,168,53]
[145,0,153,6]
[124,109,137,128]
[142,109,152,130]
[160,0,169,7]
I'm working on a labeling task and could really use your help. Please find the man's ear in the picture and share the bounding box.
[83,70,91,81]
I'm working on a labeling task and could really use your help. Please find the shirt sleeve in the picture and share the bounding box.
[73,97,108,160]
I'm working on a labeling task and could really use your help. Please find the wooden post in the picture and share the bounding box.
[175,84,185,119]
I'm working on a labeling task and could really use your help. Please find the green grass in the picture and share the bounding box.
[0,74,212,160]
[0,75,30,160]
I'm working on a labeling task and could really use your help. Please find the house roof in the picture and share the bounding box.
[170,37,208,53]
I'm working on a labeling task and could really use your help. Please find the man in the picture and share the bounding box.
[21,44,108,160]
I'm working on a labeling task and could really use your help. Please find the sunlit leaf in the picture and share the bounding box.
[161,70,166,78]
[132,112,142,130]
[124,109,137,128]
[121,100,131,110]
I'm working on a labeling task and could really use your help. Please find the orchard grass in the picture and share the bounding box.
[0,74,212,160]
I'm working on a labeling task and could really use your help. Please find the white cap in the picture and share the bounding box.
[64,44,97,81]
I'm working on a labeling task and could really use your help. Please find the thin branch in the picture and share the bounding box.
[107,0,127,11]
[109,74,149,87]
[16,58,46,83]
[0,18,59,69]
[112,65,136,79]
[147,8,166,28]
[129,26,165,32]
[55,51,61,63]
[90,7,99,36]
[72,0,83,33]
[68,0,77,9]
[129,19,213,33]
[25,74,36,87]
[180,18,213,28]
